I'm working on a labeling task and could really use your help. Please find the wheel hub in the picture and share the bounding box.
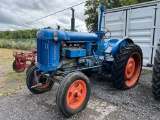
[124,52,142,87]
[125,57,135,79]
[33,72,51,89]
[66,80,86,109]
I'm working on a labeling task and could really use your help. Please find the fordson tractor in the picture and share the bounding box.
[26,6,142,116]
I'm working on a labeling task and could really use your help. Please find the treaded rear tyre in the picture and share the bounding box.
[152,43,160,100]
[111,43,143,89]
[56,72,90,116]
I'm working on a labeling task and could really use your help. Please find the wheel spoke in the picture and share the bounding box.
[75,97,81,103]
[77,83,84,94]
[67,92,75,105]
[69,84,77,93]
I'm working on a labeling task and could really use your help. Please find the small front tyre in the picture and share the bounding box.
[26,66,54,94]
[26,63,35,75]
[56,72,91,116]
[111,43,143,89]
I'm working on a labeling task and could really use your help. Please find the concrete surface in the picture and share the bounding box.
[0,71,160,120]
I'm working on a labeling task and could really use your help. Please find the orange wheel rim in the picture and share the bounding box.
[124,52,141,87]
[66,80,87,109]
[33,72,51,89]
[124,57,135,79]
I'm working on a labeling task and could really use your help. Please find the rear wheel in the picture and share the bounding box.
[56,72,90,116]
[111,43,142,89]
[152,43,160,100]
[12,59,26,72]
[26,66,54,94]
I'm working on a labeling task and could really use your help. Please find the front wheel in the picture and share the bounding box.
[26,66,54,94]
[56,72,90,116]
[111,43,143,89]
[26,63,35,75]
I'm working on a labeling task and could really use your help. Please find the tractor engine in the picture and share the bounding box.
[60,43,100,72]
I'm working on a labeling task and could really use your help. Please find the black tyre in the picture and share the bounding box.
[111,43,143,89]
[82,70,92,77]
[56,72,90,116]
[26,63,35,75]
[152,43,160,100]
[26,66,54,94]
[13,60,26,73]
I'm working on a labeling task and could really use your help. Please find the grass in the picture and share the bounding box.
[0,48,27,98]
[141,69,152,75]
[0,48,153,98]
[0,72,26,97]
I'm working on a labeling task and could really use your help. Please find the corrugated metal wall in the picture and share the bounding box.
[103,11,126,39]
[102,1,160,66]
[127,6,156,65]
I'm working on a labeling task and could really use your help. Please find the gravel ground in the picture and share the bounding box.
[0,70,160,120]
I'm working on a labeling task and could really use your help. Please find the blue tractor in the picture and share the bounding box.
[26,6,143,116]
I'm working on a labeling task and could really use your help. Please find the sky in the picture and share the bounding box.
[0,0,88,32]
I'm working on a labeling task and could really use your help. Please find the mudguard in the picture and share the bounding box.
[110,38,133,57]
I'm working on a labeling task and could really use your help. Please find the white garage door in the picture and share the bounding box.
[126,6,156,65]
[103,10,126,39]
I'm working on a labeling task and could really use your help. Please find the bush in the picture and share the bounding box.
[0,39,36,50]
[0,40,8,48]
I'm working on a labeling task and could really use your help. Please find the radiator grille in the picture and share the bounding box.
[37,39,49,66]
[37,38,59,71]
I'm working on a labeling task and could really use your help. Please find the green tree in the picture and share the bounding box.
[0,29,39,40]
[84,0,153,31]
[84,0,122,31]
[122,0,152,6]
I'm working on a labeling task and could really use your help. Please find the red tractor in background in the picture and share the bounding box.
[12,49,36,74]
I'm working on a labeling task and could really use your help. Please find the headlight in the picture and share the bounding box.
[54,32,58,41]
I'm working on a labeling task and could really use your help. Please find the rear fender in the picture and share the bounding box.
[95,39,118,55]
[110,38,133,57]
